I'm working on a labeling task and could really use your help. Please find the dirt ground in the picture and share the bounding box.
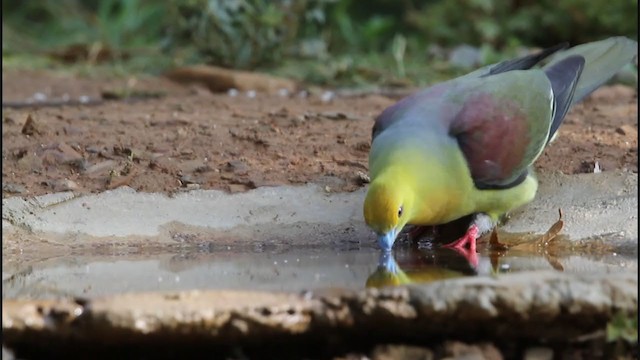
[2,69,637,198]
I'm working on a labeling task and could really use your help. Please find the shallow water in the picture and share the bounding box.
[2,173,637,300]
[3,237,636,300]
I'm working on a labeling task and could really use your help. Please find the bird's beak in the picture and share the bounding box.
[377,228,398,251]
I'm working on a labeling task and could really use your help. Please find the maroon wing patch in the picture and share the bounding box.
[451,92,530,189]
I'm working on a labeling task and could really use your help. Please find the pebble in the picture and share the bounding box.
[523,347,553,360]
[83,160,117,177]
[615,124,635,136]
[50,179,80,192]
[2,183,27,194]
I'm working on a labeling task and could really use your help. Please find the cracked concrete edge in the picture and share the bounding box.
[3,271,637,348]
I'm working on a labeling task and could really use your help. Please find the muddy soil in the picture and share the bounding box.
[2,69,638,197]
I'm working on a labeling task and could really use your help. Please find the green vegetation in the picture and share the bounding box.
[607,311,638,344]
[2,0,637,86]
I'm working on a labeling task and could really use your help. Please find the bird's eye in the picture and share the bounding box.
[397,206,403,218]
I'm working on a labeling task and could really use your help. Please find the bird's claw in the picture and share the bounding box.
[442,224,479,267]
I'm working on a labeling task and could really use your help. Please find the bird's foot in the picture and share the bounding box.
[442,224,479,267]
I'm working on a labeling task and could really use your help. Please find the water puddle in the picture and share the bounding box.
[2,173,637,301]
[3,231,635,300]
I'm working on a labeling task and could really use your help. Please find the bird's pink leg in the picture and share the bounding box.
[442,224,479,267]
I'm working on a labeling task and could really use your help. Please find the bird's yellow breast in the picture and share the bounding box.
[367,134,539,227]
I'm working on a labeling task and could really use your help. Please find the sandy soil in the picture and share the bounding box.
[2,69,637,197]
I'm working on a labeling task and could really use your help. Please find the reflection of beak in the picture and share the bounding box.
[365,250,409,288]
[378,251,399,273]
[377,228,398,251]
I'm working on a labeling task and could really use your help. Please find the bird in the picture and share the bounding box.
[365,249,474,288]
[363,36,638,259]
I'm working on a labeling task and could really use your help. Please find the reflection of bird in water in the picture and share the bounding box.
[398,214,483,266]
[365,246,479,288]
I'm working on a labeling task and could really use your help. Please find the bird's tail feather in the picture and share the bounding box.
[543,36,637,105]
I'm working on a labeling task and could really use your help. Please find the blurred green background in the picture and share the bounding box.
[2,0,638,87]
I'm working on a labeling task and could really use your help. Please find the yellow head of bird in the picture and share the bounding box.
[363,179,412,250]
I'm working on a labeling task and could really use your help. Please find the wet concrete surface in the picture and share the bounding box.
[2,171,638,358]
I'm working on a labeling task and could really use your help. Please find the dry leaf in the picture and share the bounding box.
[536,208,564,247]
[488,227,509,251]
[545,254,565,271]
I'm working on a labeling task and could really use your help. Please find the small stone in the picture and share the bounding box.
[615,124,636,136]
[224,160,249,175]
[320,91,335,103]
[83,160,117,177]
[227,184,247,193]
[372,344,434,360]
[444,341,503,360]
[49,179,80,192]
[32,92,47,102]
[85,146,105,154]
[179,175,202,186]
[356,171,371,185]
[21,114,42,136]
[17,153,43,173]
[277,88,290,97]
[63,125,85,135]
[523,347,553,360]
[56,143,83,162]
[40,143,85,168]
[2,183,27,194]
[185,183,200,191]
[178,160,211,174]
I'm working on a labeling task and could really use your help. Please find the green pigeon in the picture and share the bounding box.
[363,37,638,258]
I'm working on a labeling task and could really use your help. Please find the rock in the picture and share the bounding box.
[165,65,298,94]
[179,175,203,186]
[83,160,117,178]
[2,272,635,356]
[21,114,43,136]
[52,179,80,191]
[523,347,553,360]
[355,171,371,185]
[615,124,636,136]
[2,183,27,194]
[40,143,85,168]
[224,160,249,175]
[46,179,80,192]
[177,160,211,174]
[444,341,502,360]
[2,347,15,360]
[372,344,434,360]
[227,184,248,193]
[16,153,43,173]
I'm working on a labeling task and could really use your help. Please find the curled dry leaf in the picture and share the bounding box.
[488,227,509,251]
[545,254,565,271]
[536,208,564,247]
